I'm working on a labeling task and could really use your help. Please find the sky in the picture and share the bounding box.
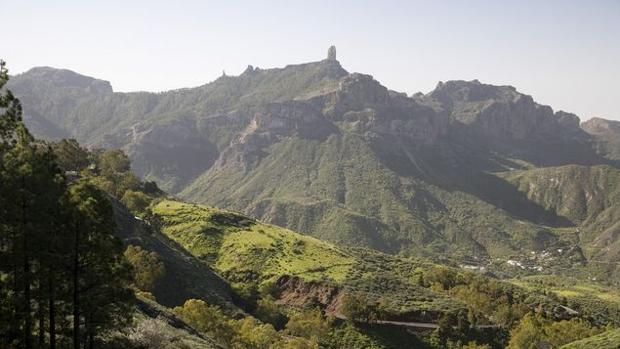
[1,0,619,120]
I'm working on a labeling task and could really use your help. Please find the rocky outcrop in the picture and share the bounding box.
[426,80,582,141]
[582,117,620,161]
[275,276,342,315]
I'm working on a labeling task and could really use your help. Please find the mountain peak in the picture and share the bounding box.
[16,66,113,94]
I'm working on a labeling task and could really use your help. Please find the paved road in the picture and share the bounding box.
[334,314,500,330]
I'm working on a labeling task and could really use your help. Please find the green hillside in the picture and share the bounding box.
[152,199,355,283]
[151,199,465,317]
[151,199,585,327]
[112,198,242,314]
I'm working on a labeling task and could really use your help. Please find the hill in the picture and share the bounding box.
[150,199,466,321]
[111,197,243,314]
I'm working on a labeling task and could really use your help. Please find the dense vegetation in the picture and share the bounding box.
[0,61,134,349]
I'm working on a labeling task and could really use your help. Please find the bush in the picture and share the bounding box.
[285,308,329,340]
[122,190,152,213]
[255,296,288,329]
[128,317,173,349]
[124,245,166,292]
[173,299,235,347]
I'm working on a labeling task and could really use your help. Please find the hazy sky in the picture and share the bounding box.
[1,0,619,120]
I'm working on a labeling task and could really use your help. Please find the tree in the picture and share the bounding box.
[51,139,90,172]
[546,318,599,348]
[128,317,172,349]
[97,149,130,177]
[285,308,329,341]
[461,342,490,349]
[173,299,235,347]
[255,295,287,329]
[506,312,550,349]
[1,60,70,349]
[0,61,134,349]
[124,245,166,292]
[340,292,373,323]
[0,60,22,153]
[68,181,134,349]
[121,190,152,214]
[270,337,319,349]
[0,60,24,346]
[230,317,279,349]
[0,124,66,349]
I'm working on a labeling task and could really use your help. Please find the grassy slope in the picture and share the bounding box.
[561,328,620,349]
[151,199,464,316]
[152,200,355,283]
[111,198,242,314]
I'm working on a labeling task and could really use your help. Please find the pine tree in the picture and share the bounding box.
[0,60,22,153]
[1,60,134,349]
[68,182,134,349]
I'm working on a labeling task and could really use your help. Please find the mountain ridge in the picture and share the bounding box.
[7,56,620,269]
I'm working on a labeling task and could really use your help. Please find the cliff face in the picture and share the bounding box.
[425,80,581,141]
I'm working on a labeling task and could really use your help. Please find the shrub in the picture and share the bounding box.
[124,245,166,292]
[128,317,173,349]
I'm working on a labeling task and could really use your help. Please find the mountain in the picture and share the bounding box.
[7,51,620,266]
[582,117,620,161]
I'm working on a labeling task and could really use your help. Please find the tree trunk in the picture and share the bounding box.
[49,275,56,349]
[38,280,45,346]
[22,174,32,349]
[72,221,80,349]
[88,332,94,349]
[10,229,20,344]
[23,251,32,349]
